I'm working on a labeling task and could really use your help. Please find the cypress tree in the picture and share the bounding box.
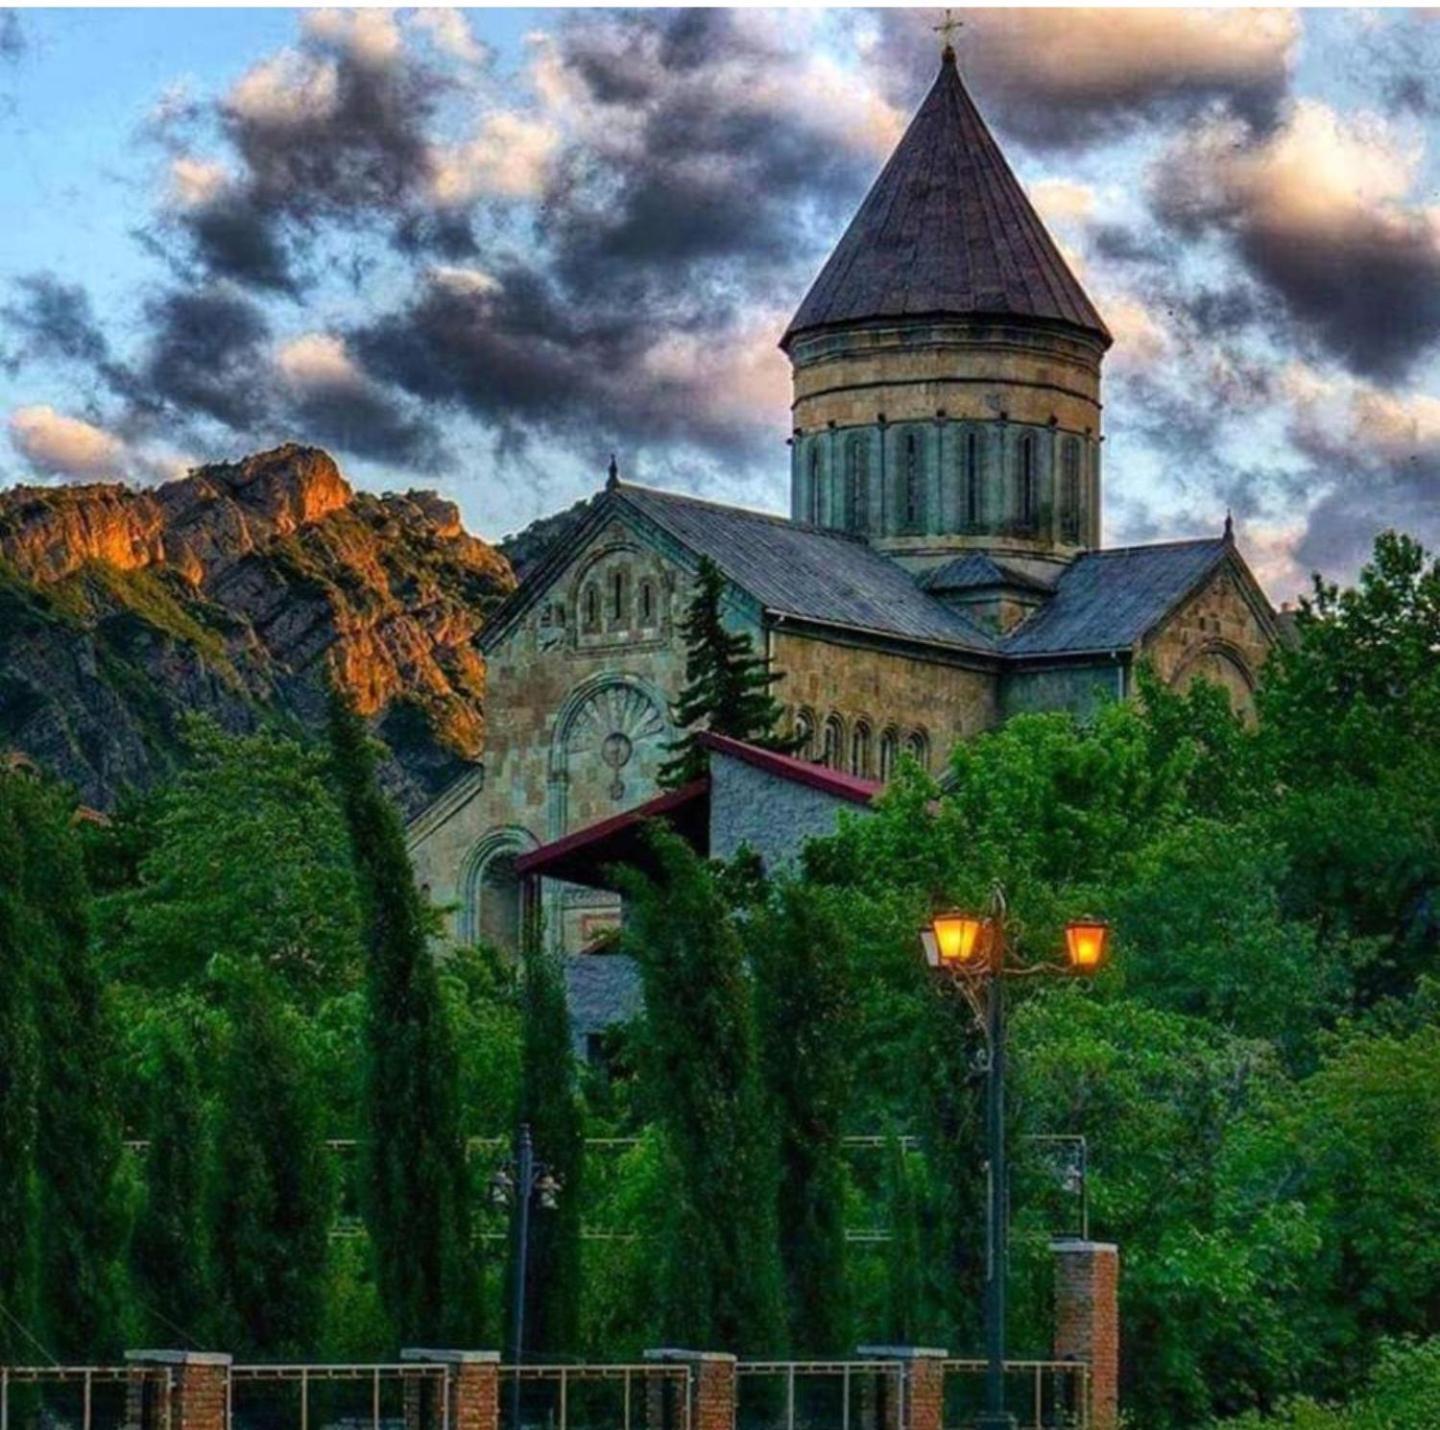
[507,949,584,1357]
[0,774,40,1361]
[133,1017,213,1346]
[748,883,855,1353]
[619,828,785,1352]
[211,969,332,1356]
[328,691,481,1344]
[659,557,794,787]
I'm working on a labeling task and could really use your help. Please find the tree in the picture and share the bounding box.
[131,1010,214,1346]
[0,774,41,1361]
[618,829,785,1351]
[748,881,857,1353]
[507,948,584,1358]
[328,690,481,1345]
[211,968,332,1356]
[659,557,794,786]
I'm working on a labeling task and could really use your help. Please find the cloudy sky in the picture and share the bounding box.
[2,6,1439,602]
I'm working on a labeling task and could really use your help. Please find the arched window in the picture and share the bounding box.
[639,579,655,624]
[847,438,869,533]
[821,714,845,770]
[808,446,822,524]
[905,729,930,771]
[902,431,925,534]
[850,720,873,778]
[1017,433,1036,532]
[610,568,627,624]
[964,429,982,530]
[478,852,522,951]
[793,708,817,761]
[582,582,600,631]
[878,726,900,782]
[1060,437,1082,543]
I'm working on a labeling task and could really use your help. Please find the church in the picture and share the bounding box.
[406,44,1280,958]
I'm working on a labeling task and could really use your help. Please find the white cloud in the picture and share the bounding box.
[430,113,559,204]
[168,157,230,210]
[411,9,489,66]
[302,9,402,70]
[1029,178,1097,227]
[8,406,126,479]
[276,333,364,392]
[228,49,339,126]
[427,266,502,297]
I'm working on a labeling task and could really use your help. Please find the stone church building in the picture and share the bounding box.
[407,47,1279,955]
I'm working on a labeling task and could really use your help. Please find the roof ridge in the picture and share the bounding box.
[616,480,871,546]
[1082,535,1228,559]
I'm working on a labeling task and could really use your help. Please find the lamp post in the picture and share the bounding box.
[920,889,1109,1430]
[489,1123,562,1430]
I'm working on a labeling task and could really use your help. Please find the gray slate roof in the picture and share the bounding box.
[785,54,1108,345]
[922,552,1052,594]
[563,953,643,1050]
[1002,539,1228,656]
[617,483,995,653]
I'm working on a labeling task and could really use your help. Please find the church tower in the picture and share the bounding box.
[782,45,1111,580]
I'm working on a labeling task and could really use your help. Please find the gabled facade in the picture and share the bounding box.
[406,48,1280,954]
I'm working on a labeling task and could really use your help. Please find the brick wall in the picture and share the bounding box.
[125,1353,230,1430]
[400,1350,499,1430]
[855,1348,945,1430]
[1051,1240,1119,1430]
[644,1351,735,1430]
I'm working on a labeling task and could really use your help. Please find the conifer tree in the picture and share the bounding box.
[659,557,794,786]
[748,883,856,1354]
[132,1017,213,1346]
[619,829,785,1352]
[0,772,124,1359]
[211,969,332,1356]
[328,691,481,1344]
[507,949,584,1357]
[0,774,40,1361]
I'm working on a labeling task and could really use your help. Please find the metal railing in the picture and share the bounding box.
[941,1359,1088,1430]
[497,1363,691,1430]
[230,1364,443,1430]
[736,1361,904,1430]
[0,1366,165,1430]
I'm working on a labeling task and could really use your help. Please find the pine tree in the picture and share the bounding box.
[328,690,482,1344]
[659,557,794,786]
[618,829,785,1352]
[0,775,41,1361]
[211,969,332,1356]
[506,949,584,1358]
[132,1017,213,1346]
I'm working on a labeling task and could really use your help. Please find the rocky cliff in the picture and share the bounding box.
[0,445,515,813]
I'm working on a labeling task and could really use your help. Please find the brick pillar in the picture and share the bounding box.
[401,1351,500,1430]
[644,1350,736,1430]
[125,1352,231,1430]
[855,1347,946,1430]
[1051,1239,1119,1430]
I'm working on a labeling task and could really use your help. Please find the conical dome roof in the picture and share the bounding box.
[784,52,1109,347]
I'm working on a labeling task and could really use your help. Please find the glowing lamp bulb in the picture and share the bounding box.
[1065,919,1110,972]
[932,911,987,965]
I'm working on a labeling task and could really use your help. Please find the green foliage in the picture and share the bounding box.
[619,829,786,1351]
[659,556,793,786]
[328,690,481,1345]
[100,717,365,1004]
[748,881,858,1353]
[509,948,585,1357]
[211,968,333,1356]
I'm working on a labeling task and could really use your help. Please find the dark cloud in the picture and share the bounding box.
[1150,111,1440,381]
[0,10,22,63]
[874,8,1296,152]
[179,194,296,295]
[2,274,111,370]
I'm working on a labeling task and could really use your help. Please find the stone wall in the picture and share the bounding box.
[709,749,872,869]
[772,630,997,778]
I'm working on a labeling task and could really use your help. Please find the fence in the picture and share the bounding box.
[0,1367,166,1430]
[735,1360,903,1430]
[497,1364,690,1430]
[941,1360,1088,1430]
[230,1365,443,1430]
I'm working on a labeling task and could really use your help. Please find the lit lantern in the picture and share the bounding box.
[932,911,988,966]
[1065,918,1110,972]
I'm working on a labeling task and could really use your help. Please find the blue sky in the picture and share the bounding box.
[3,7,1440,603]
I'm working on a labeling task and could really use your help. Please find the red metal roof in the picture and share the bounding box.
[697,731,882,806]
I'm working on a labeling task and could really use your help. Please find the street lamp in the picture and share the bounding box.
[919,888,1108,1430]
[489,1123,562,1430]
